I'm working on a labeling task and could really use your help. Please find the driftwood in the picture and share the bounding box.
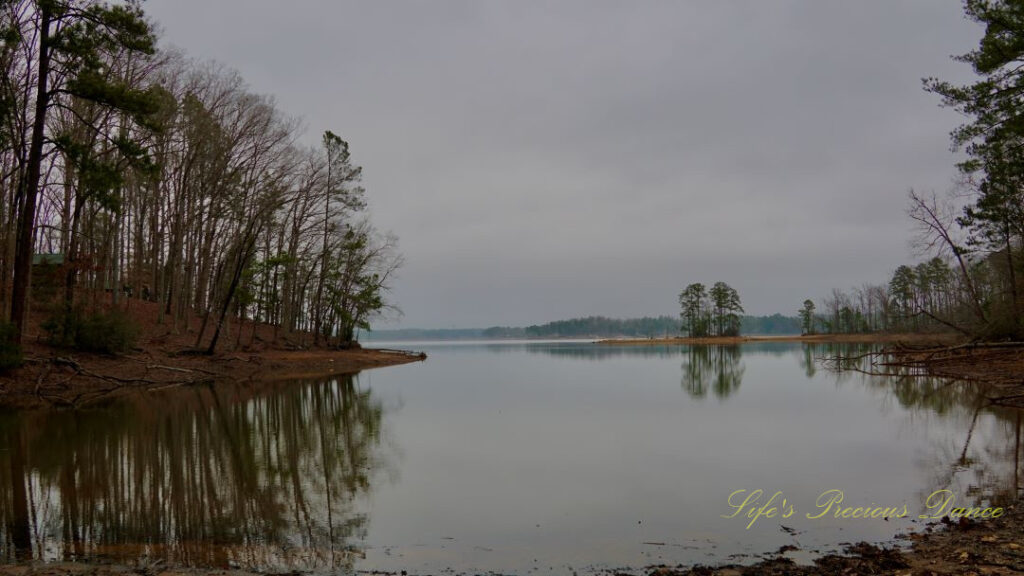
[34,364,51,396]
[146,363,223,377]
[54,357,162,385]
[375,348,428,359]
[119,354,226,378]
[29,356,217,408]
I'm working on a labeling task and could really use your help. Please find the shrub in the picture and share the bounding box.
[43,305,138,354]
[41,303,82,348]
[78,310,138,354]
[0,322,22,371]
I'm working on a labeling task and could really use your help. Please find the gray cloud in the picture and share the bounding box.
[146,0,981,327]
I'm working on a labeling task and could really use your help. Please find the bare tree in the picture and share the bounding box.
[908,189,987,330]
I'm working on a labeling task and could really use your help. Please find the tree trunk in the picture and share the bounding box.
[10,8,52,342]
[1005,221,1020,333]
[206,239,253,354]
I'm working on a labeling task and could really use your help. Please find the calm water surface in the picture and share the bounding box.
[0,341,1021,574]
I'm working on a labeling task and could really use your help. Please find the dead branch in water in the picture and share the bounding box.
[374,348,428,359]
[817,339,1024,408]
[990,393,1024,405]
[892,341,1024,353]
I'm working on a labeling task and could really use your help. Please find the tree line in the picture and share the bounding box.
[798,256,968,335]
[802,1,1024,340]
[361,314,802,342]
[0,1,400,356]
[485,316,685,339]
[476,313,798,340]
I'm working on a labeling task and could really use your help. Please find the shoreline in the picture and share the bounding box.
[0,500,1018,576]
[0,298,427,409]
[887,344,1024,406]
[597,333,958,346]
[651,499,1024,576]
[1,334,1021,575]
[0,344,426,409]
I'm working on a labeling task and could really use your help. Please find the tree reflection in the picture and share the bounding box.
[816,343,1024,509]
[511,341,793,361]
[681,345,745,400]
[0,374,388,571]
[799,345,817,378]
[804,342,879,379]
[523,343,686,360]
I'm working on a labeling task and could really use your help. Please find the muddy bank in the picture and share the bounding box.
[0,343,425,409]
[642,499,1024,576]
[0,299,426,408]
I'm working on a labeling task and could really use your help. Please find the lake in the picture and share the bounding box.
[0,341,1020,575]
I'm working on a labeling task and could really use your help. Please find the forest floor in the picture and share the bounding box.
[0,298,425,409]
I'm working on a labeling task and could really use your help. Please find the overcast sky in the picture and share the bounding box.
[145,1,981,328]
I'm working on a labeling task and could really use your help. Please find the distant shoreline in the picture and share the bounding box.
[597,333,957,345]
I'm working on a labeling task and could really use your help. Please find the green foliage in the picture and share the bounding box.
[51,134,127,211]
[323,130,366,213]
[799,300,816,335]
[42,305,138,354]
[741,314,801,335]
[679,282,744,338]
[679,282,709,338]
[924,0,1024,336]
[523,316,678,338]
[78,310,138,354]
[819,257,975,335]
[0,322,23,372]
[35,0,162,215]
[710,281,744,337]
[366,328,486,340]
[50,2,156,75]
[42,304,82,348]
[980,304,1022,340]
